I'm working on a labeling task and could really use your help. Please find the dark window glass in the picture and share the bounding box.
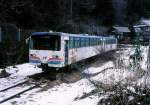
[90,38,92,46]
[86,38,89,46]
[31,35,61,51]
[69,37,74,48]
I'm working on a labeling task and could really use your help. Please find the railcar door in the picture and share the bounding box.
[65,40,69,65]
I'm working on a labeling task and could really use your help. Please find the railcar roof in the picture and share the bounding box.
[31,32,115,39]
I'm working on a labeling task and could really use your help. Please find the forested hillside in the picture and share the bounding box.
[0,0,150,33]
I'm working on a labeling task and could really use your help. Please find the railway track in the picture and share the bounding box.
[0,80,28,92]
[0,80,39,104]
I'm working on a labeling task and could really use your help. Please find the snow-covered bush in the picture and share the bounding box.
[129,44,143,71]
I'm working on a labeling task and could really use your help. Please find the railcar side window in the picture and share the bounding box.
[83,38,86,47]
[74,39,78,48]
[89,38,92,46]
[77,39,80,48]
[94,38,96,45]
[73,38,76,48]
[81,38,84,47]
[69,37,74,48]
[96,38,98,45]
[31,35,60,51]
[92,38,94,45]
[98,39,102,45]
[86,38,89,46]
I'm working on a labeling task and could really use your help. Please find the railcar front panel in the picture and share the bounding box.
[29,50,64,67]
[29,33,65,68]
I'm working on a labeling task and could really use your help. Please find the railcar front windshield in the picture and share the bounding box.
[30,35,61,51]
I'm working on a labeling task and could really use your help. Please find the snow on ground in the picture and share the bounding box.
[0,76,25,90]
[0,45,150,105]
[141,46,149,70]
[136,76,150,87]
[0,63,100,105]
[6,63,42,76]
[84,45,150,87]
[0,84,35,102]
[1,79,99,105]
[91,68,135,85]
[121,45,149,70]
[0,63,42,91]
[84,61,114,74]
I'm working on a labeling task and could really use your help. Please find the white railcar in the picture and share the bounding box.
[29,32,117,69]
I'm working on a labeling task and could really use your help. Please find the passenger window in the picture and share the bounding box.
[94,38,96,45]
[89,38,91,46]
[73,39,76,48]
[86,38,89,46]
[81,38,84,47]
[79,39,81,47]
[69,38,73,48]
[96,39,98,45]
[77,38,80,48]
[75,39,78,48]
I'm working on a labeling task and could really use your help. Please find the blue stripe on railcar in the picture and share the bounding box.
[48,61,62,64]
[29,60,41,63]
